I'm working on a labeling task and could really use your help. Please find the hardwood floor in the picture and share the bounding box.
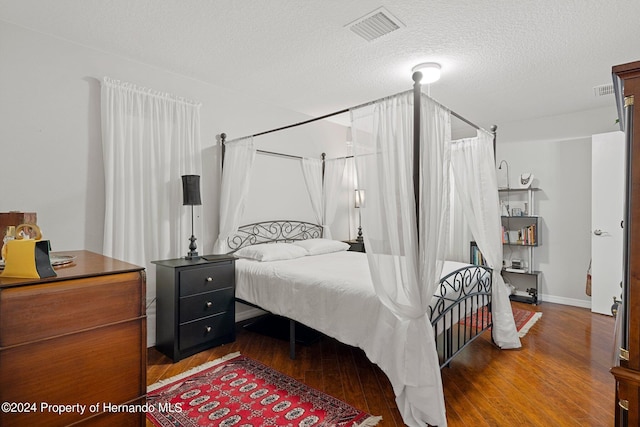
[146,302,615,426]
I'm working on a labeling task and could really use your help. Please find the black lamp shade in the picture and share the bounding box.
[181,175,202,206]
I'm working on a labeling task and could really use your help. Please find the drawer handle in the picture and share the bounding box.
[206,277,213,282]
[205,326,212,333]
[206,301,213,308]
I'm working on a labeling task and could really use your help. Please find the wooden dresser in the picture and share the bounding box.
[611,60,640,426]
[0,250,146,426]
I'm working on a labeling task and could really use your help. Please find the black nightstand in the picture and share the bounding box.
[153,254,236,362]
[343,240,365,253]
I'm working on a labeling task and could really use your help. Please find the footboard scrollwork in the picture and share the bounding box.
[429,265,493,368]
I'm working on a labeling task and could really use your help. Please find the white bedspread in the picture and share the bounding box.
[235,251,485,426]
[236,251,481,337]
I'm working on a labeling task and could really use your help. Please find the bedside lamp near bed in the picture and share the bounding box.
[355,189,365,243]
[182,174,202,260]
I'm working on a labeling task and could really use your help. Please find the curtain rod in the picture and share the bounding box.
[223,89,413,145]
[257,149,352,162]
[222,88,493,145]
[257,149,304,160]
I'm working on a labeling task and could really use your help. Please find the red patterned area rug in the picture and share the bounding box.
[459,306,542,338]
[147,352,381,427]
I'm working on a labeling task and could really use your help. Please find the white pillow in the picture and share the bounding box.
[292,238,349,256]
[234,243,308,262]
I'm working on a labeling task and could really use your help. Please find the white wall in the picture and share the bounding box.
[0,21,350,344]
[496,106,620,307]
[1,19,622,341]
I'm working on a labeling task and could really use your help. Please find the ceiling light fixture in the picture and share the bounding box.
[412,62,441,84]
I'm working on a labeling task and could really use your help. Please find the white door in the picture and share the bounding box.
[591,131,625,315]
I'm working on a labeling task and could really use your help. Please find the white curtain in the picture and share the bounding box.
[213,138,256,254]
[446,174,474,262]
[300,158,325,236]
[323,158,346,239]
[101,76,201,269]
[301,157,346,239]
[450,132,521,349]
[351,91,451,427]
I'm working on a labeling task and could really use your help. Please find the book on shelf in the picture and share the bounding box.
[505,267,528,273]
[469,241,487,266]
[502,223,536,245]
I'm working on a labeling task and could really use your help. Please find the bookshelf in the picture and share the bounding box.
[498,187,541,304]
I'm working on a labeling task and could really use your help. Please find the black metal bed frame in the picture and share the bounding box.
[221,72,497,367]
[430,264,493,367]
[229,220,492,367]
[226,220,323,252]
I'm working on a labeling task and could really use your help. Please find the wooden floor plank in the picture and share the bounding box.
[146,302,615,426]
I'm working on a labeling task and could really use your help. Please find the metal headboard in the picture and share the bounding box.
[227,220,323,252]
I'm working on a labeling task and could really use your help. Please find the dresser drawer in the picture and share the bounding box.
[0,320,145,427]
[179,287,234,323]
[0,271,143,347]
[179,311,234,350]
[179,262,234,296]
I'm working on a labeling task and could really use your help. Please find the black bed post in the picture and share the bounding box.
[412,72,422,239]
[321,152,326,181]
[220,133,227,171]
[490,125,498,162]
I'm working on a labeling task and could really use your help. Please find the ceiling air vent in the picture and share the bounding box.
[593,83,614,97]
[346,7,405,42]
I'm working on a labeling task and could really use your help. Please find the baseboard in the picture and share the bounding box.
[235,306,267,322]
[147,304,156,348]
[539,293,591,309]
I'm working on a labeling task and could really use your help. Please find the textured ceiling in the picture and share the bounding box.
[1,0,639,130]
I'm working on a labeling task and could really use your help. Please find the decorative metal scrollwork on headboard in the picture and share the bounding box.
[227,220,323,252]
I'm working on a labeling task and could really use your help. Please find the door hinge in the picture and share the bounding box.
[620,348,630,361]
[620,399,630,411]
[625,95,634,107]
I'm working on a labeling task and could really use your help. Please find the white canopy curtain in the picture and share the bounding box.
[450,132,521,349]
[446,174,474,262]
[351,91,451,427]
[300,158,325,236]
[213,138,256,254]
[300,158,347,239]
[323,158,346,238]
[101,76,202,270]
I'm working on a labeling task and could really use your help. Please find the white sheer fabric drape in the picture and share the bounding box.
[323,158,346,239]
[213,138,256,253]
[450,132,521,349]
[300,157,345,239]
[351,92,450,427]
[300,158,325,236]
[446,175,474,262]
[101,76,201,269]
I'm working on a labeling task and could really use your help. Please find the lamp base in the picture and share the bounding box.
[356,226,363,243]
[185,235,200,260]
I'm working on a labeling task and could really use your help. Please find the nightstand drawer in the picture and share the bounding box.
[179,311,234,350]
[179,262,234,296]
[179,288,234,323]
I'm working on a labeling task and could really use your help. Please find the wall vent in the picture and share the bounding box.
[593,83,615,97]
[346,7,405,42]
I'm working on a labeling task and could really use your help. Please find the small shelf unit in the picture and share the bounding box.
[498,187,541,304]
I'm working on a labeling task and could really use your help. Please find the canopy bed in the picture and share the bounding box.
[213,72,520,427]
